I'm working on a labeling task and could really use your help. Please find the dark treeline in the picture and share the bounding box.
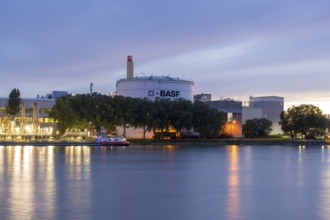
[50,93,226,139]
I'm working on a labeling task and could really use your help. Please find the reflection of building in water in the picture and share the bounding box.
[226,145,241,219]
[64,146,92,219]
[0,146,92,219]
[2,146,56,219]
[320,146,330,220]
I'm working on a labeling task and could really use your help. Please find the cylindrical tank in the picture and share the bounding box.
[116,76,194,101]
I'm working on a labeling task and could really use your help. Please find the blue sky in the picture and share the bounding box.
[1,0,330,113]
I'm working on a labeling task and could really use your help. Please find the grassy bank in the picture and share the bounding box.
[129,138,324,146]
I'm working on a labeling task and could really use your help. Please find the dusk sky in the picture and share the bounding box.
[1,0,330,113]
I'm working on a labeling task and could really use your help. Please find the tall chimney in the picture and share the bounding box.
[127,55,134,79]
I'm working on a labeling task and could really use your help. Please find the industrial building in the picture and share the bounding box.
[0,91,69,140]
[116,56,194,101]
[242,96,284,134]
[0,97,56,140]
[205,99,243,137]
[115,56,195,138]
[194,93,211,102]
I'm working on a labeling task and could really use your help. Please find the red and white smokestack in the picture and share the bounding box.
[127,55,134,79]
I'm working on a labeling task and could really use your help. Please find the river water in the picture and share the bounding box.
[0,144,330,220]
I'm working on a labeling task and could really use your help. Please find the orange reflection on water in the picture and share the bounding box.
[3,146,56,219]
[164,144,176,151]
[1,145,93,219]
[226,145,241,220]
[64,146,92,218]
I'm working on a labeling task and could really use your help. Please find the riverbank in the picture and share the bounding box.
[0,138,328,146]
[129,138,329,146]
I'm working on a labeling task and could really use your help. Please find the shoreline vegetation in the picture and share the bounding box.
[0,138,328,146]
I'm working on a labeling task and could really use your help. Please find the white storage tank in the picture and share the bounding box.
[116,56,194,101]
[116,76,194,101]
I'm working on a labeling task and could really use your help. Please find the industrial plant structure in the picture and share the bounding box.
[116,56,194,101]
[0,55,290,140]
[242,96,284,134]
[116,56,195,138]
[0,97,56,140]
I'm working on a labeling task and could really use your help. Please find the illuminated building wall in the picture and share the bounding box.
[205,99,243,137]
[0,92,68,139]
[243,96,284,135]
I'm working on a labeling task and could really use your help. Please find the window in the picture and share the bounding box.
[227,112,233,122]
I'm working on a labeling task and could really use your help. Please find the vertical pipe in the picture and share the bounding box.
[127,55,134,79]
[21,101,25,131]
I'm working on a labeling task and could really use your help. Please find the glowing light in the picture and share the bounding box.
[226,145,241,219]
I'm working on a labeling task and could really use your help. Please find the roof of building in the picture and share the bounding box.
[249,96,284,102]
[118,75,193,83]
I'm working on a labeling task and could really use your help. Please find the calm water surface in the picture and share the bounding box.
[0,144,330,220]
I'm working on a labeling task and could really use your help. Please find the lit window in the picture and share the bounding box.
[227,112,233,122]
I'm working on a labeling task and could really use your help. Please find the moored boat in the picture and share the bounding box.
[96,136,130,146]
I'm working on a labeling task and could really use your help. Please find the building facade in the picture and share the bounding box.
[0,91,68,140]
[194,93,211,102]
[205,99,243,137]
[243,96,284,134]
[116,75,194,102]
[0,97,57,139]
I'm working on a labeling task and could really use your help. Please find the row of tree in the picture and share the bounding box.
[5,88,329,140]
[279,104,328,139]
[50,93,227,139]
[243,104,328,139]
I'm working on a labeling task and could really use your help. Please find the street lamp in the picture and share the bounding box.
[231,120,236,137]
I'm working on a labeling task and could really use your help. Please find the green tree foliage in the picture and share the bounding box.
[192,101,226,138]
[151,99,172,138]
[51,94,227,139]
[279,104,327,139]
[130,98,154,139]
[243,118,273,138]
[70,93,115,132]
[110,95,135,136]
[169,98,193,134]
[49,96,78,135]
[7,88,21,116]
[201,109,226,139]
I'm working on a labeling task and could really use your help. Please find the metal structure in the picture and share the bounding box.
[0,98,56,140]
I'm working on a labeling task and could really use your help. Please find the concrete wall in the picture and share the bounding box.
[249,96,284,134]
[242,106,263,122]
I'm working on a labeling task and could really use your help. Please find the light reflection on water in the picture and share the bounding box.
[226,145,241,220]
[0,145,330,220]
